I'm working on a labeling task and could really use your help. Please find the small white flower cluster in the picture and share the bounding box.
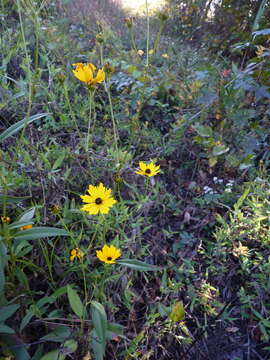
[203,177,235,195]
[224,179,235,193]
[203,186,217,195]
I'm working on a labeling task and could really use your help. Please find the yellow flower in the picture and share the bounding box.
[135,161,160,177]
[70,248,84,261]
[233,242,250,258]
[50,204,61,215]
[80,183,117,215]
[20,224,33,231]
[256,45,266,57]
[96,244,121,264]
[1,216,10,223]
[149,49,154,55]
[137,49,144,56]
[162,53,169,59]
[72,63,105,86]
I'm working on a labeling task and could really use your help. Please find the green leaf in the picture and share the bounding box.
[52,152,66,170]
[234,187,250,211]
[18,208,35,223]
[40,326,71,342]
[118,259,160,271]
[40,339,77,360]
[212,144,229,156]
[0,304,20,322]
[91,301,107,344]
[20,311,35,332]
[0,333,30,359]
[91,329,106,360]
[0,113,48,143]
[67,285,84,318]
[169,301,185,322]
[14,227,69,241]
[0,324,15,333]
[8,221,34,230]
[0,195,31,205]
[0,242,7,293]
[193,124,213,137]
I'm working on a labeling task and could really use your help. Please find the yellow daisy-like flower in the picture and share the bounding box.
[80,183,117,215]
[1,216,11,223]
[96,244,121,264]
[72,63,105,86]
[20,224,33,231]
[135,161,160,177]
[70,248,84,262]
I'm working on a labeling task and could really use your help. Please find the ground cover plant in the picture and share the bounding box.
[0,0,270,359]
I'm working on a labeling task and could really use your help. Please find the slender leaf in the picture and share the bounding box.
[0,195,30,205]
[0,113,48,143]
[0,304,20,322]
[118,259,160,271]
[14,227,69,241]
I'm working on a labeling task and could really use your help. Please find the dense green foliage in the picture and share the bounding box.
[0,0,270,358]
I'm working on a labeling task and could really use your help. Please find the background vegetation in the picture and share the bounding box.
[0,0,270,358]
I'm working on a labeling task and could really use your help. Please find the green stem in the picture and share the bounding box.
[153,21,164,54]
[63,82,82,137]
[86,88,94,152]
[145,0,150,68]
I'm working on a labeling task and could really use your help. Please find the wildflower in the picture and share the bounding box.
[135,161,160,177]
[80,183,117,215]
[72,63,105,86]
[1,216,10,223]
[162,53,169,59]
[233,242,249,258]
[20,224,33,231]
[124,17,133,28]
[96,244,121,264]
[50,204,61,215]
[149,49,154,55]
[137,49,144,56]
[70,248,84,261]
[256,45,266,57]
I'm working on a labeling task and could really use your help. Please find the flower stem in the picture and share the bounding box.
[86,88,94,152]
[145,0,150,68]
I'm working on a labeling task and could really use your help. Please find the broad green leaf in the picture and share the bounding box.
[8,221,34,230]
[0,112,48,143]
[18,208,35,223]
[0,195,30,205]
[0,242,7,293]
[91,301,107,344]
[169,301,185,322]
[41,326,71,342]
[118,259,160,271]
[0,304,20,322]
[0,324,15,333]
[67,285,84,318]
[14,227,69,241]
[91,329,106,360]
[40,339,77,360]
[0,333,30,360]
[193,124,213,137]
[212,144,229,156]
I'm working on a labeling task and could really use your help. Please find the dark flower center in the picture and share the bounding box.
[145,169,151,174]
[95,197,103,205]
[107,256,112,261]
